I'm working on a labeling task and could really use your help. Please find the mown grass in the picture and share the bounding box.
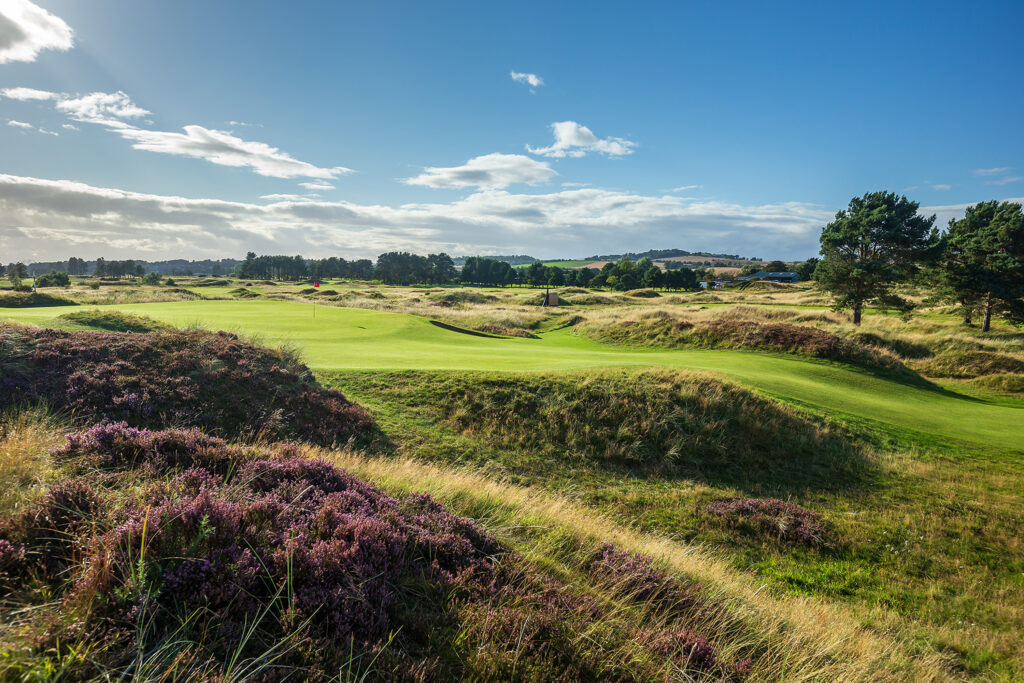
[324,368,1024,679]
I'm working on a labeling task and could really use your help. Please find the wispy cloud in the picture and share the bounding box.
[510,71,543,89]
[7,118,56,135]
[0,173,834,261]
[527,121,636,158]
[0,0,73,64]
[403,153,556,189]
[986,176,1022,186]
[973,167,1010,176]
[1,87,351,179]
[668,184,701,192]
[299,181,335,191]
[932,184,951,191]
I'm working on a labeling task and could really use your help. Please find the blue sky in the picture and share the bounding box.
[1,0,1022,262]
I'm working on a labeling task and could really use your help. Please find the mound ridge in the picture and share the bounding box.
[0,324,373,445]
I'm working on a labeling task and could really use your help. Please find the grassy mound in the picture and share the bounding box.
[626,288,662,298]
[0,325,372,446]
[0,292,78,308]
[0,423,750,681]
[189,278,230,287]
[345,369,867,488]
[56,309,171,332]
[431,290,498,305]
[968,372,1024,394]
[915,350,1024,378]
[577,312,912,378]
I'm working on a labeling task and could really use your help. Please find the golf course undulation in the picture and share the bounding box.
[5,298,1022,451]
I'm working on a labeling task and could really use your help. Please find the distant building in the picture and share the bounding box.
[542,292,559,306]
[736,271,800,283]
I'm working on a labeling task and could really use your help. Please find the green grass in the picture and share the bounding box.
[321,369,1024,678]
[4,299,1022,452]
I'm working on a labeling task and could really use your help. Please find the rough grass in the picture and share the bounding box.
[55,309,171,332]
[575,310,915,380]
[334,369,870,493]
[0,292,78,308]
[326,368,1024,679]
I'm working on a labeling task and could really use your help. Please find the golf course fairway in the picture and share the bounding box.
[4,299,1022,451]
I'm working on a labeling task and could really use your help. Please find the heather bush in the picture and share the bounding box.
[0,324,373,445]
[705,497,834,548]
[0,425,749,680]
[915,349,1024,378]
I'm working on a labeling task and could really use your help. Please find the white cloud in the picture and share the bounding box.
[112,124,351,179]
[668,185,701,192]
[932,184,951,191]
[228,120,262,128]
[986,176,1022,186]
[973,167,1010,176]
[404,153,556,189]
[527,121,636,158]
[259,193,318,202]
[0,0,73,64]
[0,173,835,262]
[1,87,352,179]
[561,182,590,188]
[7,117,56,135]
[1,86,56,100]
[55,90,150,123]
[510,71,544,89]
[300,181,335,191]
[61,123,77,130]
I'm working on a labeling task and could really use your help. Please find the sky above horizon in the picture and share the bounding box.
[1,0,1022,263]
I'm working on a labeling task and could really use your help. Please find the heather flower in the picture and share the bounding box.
[705,497,833,547]
[0,325,374,445]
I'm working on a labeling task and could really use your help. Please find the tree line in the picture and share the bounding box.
[815,192,1024,331]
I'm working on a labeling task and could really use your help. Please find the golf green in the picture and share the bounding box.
[4,300,1022,451]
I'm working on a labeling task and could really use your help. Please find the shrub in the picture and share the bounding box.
[0,425,748,681]
[0,292,78,308]
[56,309,170,332]
[0,325,374,446]
[705,497,834,548]
[142,272,163,285]
[626,288,661,298]
[35,271,71,288]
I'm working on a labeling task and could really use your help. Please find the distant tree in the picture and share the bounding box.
[588,273,606,289]
[547,267,565,287]
[525,262,546,287]
[8,262,28,288]
[816,191,938,325]
[36,271,70,287]
[66,257,88,275]
[795,257,819,282]
[939,201,1024,332]
[642,266,664,289]
[142,271,163,285]
[764,260,788,272]
[94,257,107,278]
[427,253,456,284]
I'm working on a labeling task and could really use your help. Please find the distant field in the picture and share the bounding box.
[4,299,1022,452]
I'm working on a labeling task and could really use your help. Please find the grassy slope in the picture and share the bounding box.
[4,300,1023,452]
[322,370,1024,678]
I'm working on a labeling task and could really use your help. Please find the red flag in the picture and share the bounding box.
[313,280,320,288]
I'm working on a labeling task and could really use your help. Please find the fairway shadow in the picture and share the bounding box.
[429,320,505,338]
